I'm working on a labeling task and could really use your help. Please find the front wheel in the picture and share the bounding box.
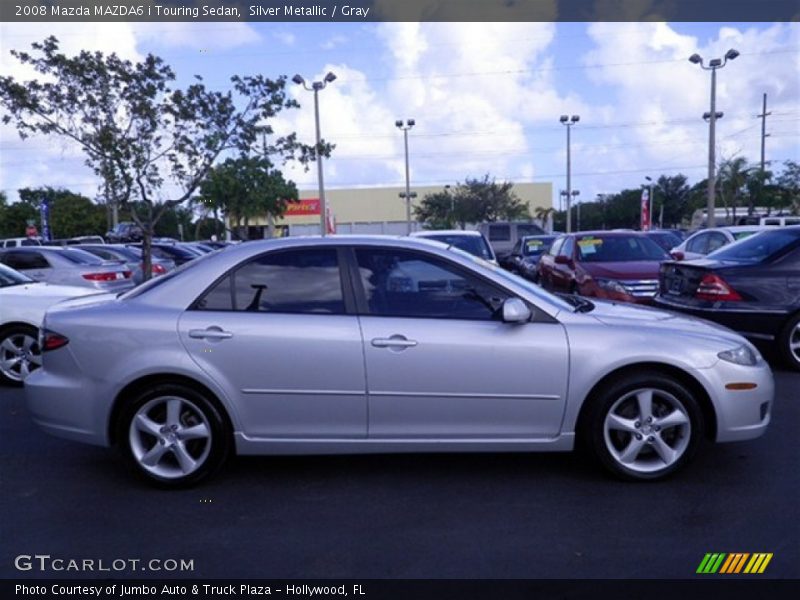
[778,313,800,372]
[118,383,231,487]
[582,373,704,481]
[0,325,41,386]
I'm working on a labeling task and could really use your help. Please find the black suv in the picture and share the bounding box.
[105,222,143,243]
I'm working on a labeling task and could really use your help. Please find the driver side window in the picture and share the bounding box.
[355,248,509,321]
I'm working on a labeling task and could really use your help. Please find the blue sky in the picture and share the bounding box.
[1,21,798,209]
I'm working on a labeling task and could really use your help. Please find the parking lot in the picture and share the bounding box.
[2,366,798,580]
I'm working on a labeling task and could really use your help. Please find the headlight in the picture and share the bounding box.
[718,345,758,366]
[595,278,628,295]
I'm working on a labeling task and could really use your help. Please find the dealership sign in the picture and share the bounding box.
[285,199,321,216]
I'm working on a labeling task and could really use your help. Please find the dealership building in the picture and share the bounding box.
[237,182,553,238]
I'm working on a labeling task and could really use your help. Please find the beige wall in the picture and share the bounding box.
[244,182,553,227]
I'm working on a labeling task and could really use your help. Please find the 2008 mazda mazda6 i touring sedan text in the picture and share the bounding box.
[24,236,774,486]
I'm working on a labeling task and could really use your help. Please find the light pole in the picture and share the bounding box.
[689,49,739,228]
[293,71,337,236]
[396,119,415,234]
[643,176,655,230]
[560,115,580,233]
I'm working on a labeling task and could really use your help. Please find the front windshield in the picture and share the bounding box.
[0,263,34,286]
[709,229,800,263]
[576,235,669,262]
[425,234,494,261]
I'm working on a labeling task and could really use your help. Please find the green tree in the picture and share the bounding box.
[197,156,299,240]
[17,186,106,239]
[654,174,691,228]
[415,175,529,229]
[0,36,321,278]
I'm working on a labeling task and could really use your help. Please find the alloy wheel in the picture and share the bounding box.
[128,395,212,479]
[603,387,691,474]
[0,331,42,382]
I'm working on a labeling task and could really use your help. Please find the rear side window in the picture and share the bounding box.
[686,233,708,254]
[196,248,345,314]
[1,252,50,270]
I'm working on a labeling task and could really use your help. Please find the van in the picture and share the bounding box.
[760,216,800,227]
[477,221,546,258]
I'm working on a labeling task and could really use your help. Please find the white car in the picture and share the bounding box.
[0,263,97,385]
[670,226,767,261]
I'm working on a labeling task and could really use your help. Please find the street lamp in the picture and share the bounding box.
[560,114,580,233]
[396,119,415,234]
[293,71,337,236]
[689,48,739,228]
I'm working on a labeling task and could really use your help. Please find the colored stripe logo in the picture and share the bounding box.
[697,553,773,574]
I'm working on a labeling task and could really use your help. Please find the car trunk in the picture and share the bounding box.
[659,262,710,299]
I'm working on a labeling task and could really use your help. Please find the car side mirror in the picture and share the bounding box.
[502,298,531,323]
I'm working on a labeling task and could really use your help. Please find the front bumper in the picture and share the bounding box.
[698,357,774,443]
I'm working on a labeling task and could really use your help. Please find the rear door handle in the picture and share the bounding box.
[371,336,418,349]
[189,327,233,340]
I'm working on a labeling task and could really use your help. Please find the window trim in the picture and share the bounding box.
[188,245,357,316]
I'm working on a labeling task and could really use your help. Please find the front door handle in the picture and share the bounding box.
[189,327,233,340]
[371,335,418,349]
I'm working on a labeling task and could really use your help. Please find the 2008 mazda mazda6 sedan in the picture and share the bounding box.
[25,236,773,486]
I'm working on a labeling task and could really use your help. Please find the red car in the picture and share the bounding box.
[538,231,670,304]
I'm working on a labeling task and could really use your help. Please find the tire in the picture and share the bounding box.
[117,383,231,487]
[778,313,800,372]
[581,372,704,481]
[0,324,41,386]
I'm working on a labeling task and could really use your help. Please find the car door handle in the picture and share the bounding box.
[189,328,233,340]
[371,336,418,349]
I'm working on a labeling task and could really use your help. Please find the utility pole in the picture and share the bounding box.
[758,93,771,173]
[396,119,415,234]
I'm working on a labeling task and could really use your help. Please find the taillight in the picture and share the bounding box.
[82,272,121,282]
[696,273,742,301]
[671,251,685,261]
[151,263,166,275]
[41,330,69,352]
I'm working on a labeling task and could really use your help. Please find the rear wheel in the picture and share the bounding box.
[779,313,800,372]
[0,325,41,386]
[582,372,703,481]
[118,383,230,487]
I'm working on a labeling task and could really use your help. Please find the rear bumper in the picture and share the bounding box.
[24,366,111,447]
[654,296,787,341]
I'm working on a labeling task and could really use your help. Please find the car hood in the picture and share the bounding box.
[580,261,662,280]
[588,299,746,347]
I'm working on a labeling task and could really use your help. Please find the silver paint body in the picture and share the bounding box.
[25,237,772,455]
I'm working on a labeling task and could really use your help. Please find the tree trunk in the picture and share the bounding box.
[141,228,153,283]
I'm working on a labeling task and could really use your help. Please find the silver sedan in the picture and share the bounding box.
[25,237,773,486]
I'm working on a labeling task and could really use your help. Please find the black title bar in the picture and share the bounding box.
[2,0,798,22]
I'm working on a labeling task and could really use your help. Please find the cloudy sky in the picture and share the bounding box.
[0,21,798,210]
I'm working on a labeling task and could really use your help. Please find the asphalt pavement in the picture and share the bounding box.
[1,369,798,580]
